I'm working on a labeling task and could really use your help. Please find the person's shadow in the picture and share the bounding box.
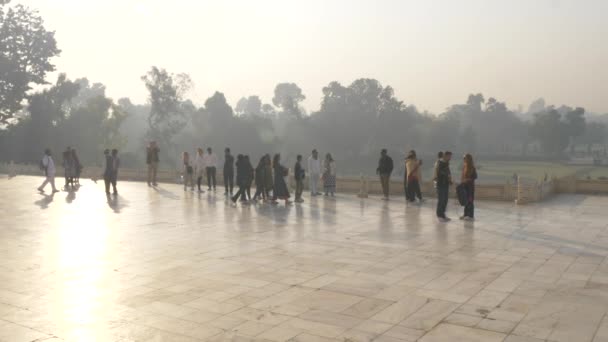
[35,193,55,209]
[106,193,128,213]
[66,188,77,204]
[152,186,180,200]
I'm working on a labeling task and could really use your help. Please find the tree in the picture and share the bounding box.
[235,95,262,116]
[205,91,233,123]
[141,66,192,145]
[0,0,60,125]
[530,108,569,156]
[272,83,305,118]
[564,107,586,153]
[580,122,606,154]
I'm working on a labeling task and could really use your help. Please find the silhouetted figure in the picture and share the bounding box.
[146,141,159,186]
[231,154,249,204]
[294,155,305,203]
[308,149,321,196]
[252,156,267,201]
[204,147,217,191]
[460,153,478,221]
[103,149,113,194]
[37,149,59,193]
[72,149,82,185]
[223,148,234,195]
[110,149,120,194]
[244,155,253,200]
[323,153,336,196]
[436,151,453,222]
[377,149,394,200]
[63,147,76,188]
[272,154,291,205]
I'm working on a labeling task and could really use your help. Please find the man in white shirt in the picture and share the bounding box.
[194,148,206,193]
[307,149,322,196]
[38,149,59,193]
[203,147,218,191]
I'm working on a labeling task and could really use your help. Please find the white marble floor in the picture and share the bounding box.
[1,175,608,342]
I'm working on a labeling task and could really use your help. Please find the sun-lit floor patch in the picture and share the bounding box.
[2,175,608,341]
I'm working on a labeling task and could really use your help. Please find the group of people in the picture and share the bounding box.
[376,149,477,221]
[179,148,337,206]
[37,142,478,221]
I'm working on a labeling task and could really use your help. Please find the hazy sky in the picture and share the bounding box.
[17,0,608,114]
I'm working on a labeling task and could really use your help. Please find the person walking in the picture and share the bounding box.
[307,149,322,196]
[405,150,423,203]
[223,148,235,195]
[252,156,267,201]
[244,155,253,200]
[37,149,59,193]
[194,148,206,193]
[147,141,160,186]
[294,155,305,203]
[231,154,248,204]
[272,154,292,205]
[460,153,478,221]
[376,149,394,200]
[322,153,336,197]
[103,149,113,194]
[182,151,194,191]
[204,147,218,191]
[436,151,453,222]
[264,154,273,200]
[110,149,120,195]
[72,149,83,186]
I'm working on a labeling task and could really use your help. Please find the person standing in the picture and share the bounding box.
[72,149,83,186]
[294,155,305,203]
[433,151,444,189]
[37,149,59,193]
[460,154,478,221]
[147,141,160,186]
[436,151,453,222]
[194,148,206,193]
[223,148,235,195]
[376,149,394,200]
[103,149,113,194]
[182,151,194,191]
[322,153,336,197]
[405,150,423,203]
[272,154,292,205]
[307,149,322,196]
[204,147,218,191]
[264,154,273,199]
[63,147,75,189]
[110,149,120,195]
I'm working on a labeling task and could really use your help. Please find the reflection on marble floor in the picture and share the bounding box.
[2,175,608,341]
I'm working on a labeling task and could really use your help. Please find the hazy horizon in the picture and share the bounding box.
[16,0,608,114]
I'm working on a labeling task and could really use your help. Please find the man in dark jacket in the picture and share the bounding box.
[294,155,305,203]
[376,149,394,200]
[435,151,453,221]
[223,148,234,195]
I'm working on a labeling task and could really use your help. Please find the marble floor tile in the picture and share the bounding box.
[3,177,608,341]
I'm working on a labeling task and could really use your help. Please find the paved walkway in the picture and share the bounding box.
[1,175,608,342]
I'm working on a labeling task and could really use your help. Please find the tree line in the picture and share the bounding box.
[1,0,607,175]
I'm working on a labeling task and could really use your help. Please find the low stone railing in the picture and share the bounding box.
[2,162,606,203]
